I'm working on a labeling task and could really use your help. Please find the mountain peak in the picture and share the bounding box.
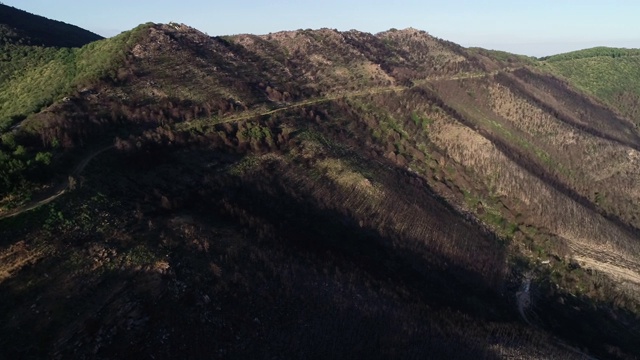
[378,27,428,36]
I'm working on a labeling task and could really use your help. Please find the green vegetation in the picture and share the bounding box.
[545,56,640,103]
[240,124,272,141]
[540,46,640,62]
[0,23,153,198]
[0,23,152,131]
[0,142,52,203]
[410,111,433,129]
[0,45,66,130]
[542,47,640,123]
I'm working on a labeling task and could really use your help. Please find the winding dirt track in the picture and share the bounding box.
[3,70,639,290]
[0,145,114,220]
[178,86,408,131]
[568,242,640,287]
[179,71,504,131]
[0,69,511,220]
[1,70,505,221]
[0,85,414,221]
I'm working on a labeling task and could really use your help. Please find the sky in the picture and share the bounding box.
[3,0,640,57]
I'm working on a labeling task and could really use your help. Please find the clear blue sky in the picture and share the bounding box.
[4,0,640,57]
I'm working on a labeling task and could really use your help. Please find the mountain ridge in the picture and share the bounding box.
[0,3,103,47]
[1,13,640,359]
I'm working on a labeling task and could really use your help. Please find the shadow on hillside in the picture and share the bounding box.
[532,274,640,358]
[114,144,640,359]
[0,147,516,359]
[5,141,636,359]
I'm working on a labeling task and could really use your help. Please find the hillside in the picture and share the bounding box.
[0,3,102,47]
[0,12,640,360]
[541,47,640,124]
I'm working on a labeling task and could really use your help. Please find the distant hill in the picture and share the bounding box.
[0,23,150,132]
[0,3,102,47]
[541,47,640,123]
[540,46,640,62]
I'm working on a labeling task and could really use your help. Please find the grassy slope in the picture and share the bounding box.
[0,24,153,200]
[0,23,151,131]
[541,47,640,123]
[0,4,106,125]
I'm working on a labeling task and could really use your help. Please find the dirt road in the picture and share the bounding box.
[0,145,114,220]
[569,242,640,287]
